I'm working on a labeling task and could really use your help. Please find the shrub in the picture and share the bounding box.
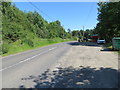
[2,43,9,54]
[23,39,34,47]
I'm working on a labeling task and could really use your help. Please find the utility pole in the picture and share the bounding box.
[83,26,84,41]
[78,28,81,42]
[62,25,64,39]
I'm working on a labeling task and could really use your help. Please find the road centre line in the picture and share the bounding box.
[0,47,57,72]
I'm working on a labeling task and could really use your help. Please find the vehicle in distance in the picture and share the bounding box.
[97,39,106,44]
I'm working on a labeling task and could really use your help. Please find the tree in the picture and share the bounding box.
[95,2,120,42]
[2,2,73,54]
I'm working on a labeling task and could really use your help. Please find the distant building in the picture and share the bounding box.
[91,34,99,42]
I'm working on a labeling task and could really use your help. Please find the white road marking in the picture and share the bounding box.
[0,47,57,72]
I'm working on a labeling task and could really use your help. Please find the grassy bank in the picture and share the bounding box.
[105,43,112,49]
[118,51,120,54]
[105,43,120,54]
[1,38,73,56]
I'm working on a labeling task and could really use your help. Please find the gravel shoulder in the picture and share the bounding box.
[33,42,119,88]
[20,42,119,88]
[52,42,118,69]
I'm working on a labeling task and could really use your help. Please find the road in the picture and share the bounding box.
[1,41,72,88]
[1,41,119,88]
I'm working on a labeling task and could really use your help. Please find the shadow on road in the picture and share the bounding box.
[67,42,102,47]
[68,42,116,53]
[100,48,113,52]
[20,66,119,88]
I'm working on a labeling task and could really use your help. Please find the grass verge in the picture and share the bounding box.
[105,43,120,54]
[118,51,120,55]
[2,38,73,57]
[105,43,112,49]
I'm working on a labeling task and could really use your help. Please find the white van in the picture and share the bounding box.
[97,39,106,44]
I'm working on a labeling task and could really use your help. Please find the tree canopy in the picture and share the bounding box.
[95,2,120,42]
[2,2,70,44]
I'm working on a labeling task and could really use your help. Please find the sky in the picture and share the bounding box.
[14,2,99,31]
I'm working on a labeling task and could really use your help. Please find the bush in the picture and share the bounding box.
[2,43,9,54]
[23,39,34,47]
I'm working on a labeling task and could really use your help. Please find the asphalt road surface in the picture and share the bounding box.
[1,41,119,88]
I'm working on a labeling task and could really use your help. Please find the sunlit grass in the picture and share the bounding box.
[2,38,72,56]
[105,43,112,49]
[118,51,120,54]
[105,43,120,54]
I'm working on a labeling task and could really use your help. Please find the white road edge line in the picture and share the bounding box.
[0,47,57,72]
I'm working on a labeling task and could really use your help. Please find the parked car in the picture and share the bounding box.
[97,39,106,44]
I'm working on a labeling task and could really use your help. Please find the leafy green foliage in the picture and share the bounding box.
[71,29,95,40]
[2,42,9,54]
[95,2,120,42]
[1,2,72,55]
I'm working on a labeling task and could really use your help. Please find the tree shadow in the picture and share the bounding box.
[100,48,120,52]
[20,66,119,88]
[100,48,113,52]
[67,42,101,47]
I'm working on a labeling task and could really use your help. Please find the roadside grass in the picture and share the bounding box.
[105,43,120,54]
[2,38,73,56]
[118,51,120,54]
[105,43,112,49]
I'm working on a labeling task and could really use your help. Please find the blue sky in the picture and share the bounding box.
[14,2,99,31]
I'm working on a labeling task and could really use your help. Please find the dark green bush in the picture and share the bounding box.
[23,39,34,47]
[2,43,9,54]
